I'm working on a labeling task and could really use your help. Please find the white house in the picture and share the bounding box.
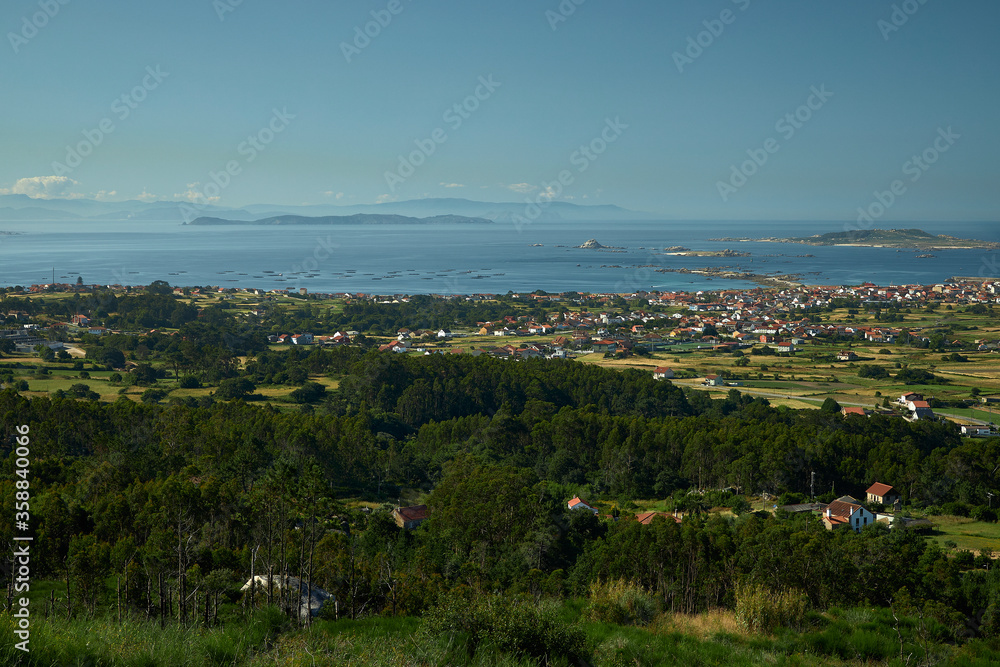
[823,496,875,533]
[568,496,598,514]
[653,366,674,380]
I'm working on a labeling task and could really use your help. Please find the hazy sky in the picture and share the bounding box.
[1,0,997,220]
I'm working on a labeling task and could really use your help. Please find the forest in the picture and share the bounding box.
[3,290,1000,664]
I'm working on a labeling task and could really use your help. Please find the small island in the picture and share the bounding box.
[575,239,624,250]
[727,228,1000,250]
[663,248,750,258]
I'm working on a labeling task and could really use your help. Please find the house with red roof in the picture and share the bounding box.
[393,505,428,530]
[568,497,598,514]
[653,367,674,380]
[823,496,875,533]
[906,400,934,421]
[865,483,900,507]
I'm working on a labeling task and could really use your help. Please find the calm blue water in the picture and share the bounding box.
[0,220,997,294]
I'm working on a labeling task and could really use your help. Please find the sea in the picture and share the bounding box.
[1,220,997,295]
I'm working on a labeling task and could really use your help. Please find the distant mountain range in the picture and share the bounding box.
[187,214,491,225]
[0,195,657,223]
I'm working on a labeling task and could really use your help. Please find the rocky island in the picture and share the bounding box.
[719,228,1000,250]
[663,248,751,258]
[575,239,624,250]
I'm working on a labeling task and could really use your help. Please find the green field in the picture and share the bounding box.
[928,516,1000,555]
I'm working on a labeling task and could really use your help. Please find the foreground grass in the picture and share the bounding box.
[6,604,1000,666]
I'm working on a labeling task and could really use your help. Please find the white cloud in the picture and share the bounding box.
[173,182,217,203]
[93,190,118,201]
[0,176,82,199]
[439,182,465,188]
[375,194,396,204]
[136,189,157,202]
[537,185,559,201]
[507,182,538,194]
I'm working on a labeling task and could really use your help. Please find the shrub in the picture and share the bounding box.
[141,388,168,404]
[423,591,587,663]
[179,375,200,388]
[734,582,807,633]
[585,579,660,626]
[290,381,327,403]
[942,501,970,518]
[971,506,998,523]
[216,378,256,400]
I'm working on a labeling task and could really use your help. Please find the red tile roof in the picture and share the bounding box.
[826,499,862,519]
[866,482,895,497]
[395,505,427,522]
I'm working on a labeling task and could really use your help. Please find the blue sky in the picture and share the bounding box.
[1,0,997,220]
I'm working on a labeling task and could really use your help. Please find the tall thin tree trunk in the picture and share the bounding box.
[65,568,72,619]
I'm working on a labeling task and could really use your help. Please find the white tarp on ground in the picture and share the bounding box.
[241,575,333,619]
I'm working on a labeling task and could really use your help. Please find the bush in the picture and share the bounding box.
[778,492,806,507]
[971,505,997,523]
[141,388,168,404]
[858,365,889,379]
[179,375,200,388]
[942,501,970,517]
[215,378,256,400]
[289,381,327,403]
[423,591,587,663]
[730,496,752,515]
[585,579,659,626]
[735,582,807,633]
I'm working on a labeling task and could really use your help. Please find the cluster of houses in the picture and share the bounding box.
[781,482,936,532]
[268,332,354,347]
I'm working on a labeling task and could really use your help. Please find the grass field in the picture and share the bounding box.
[927,516,1000,555]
